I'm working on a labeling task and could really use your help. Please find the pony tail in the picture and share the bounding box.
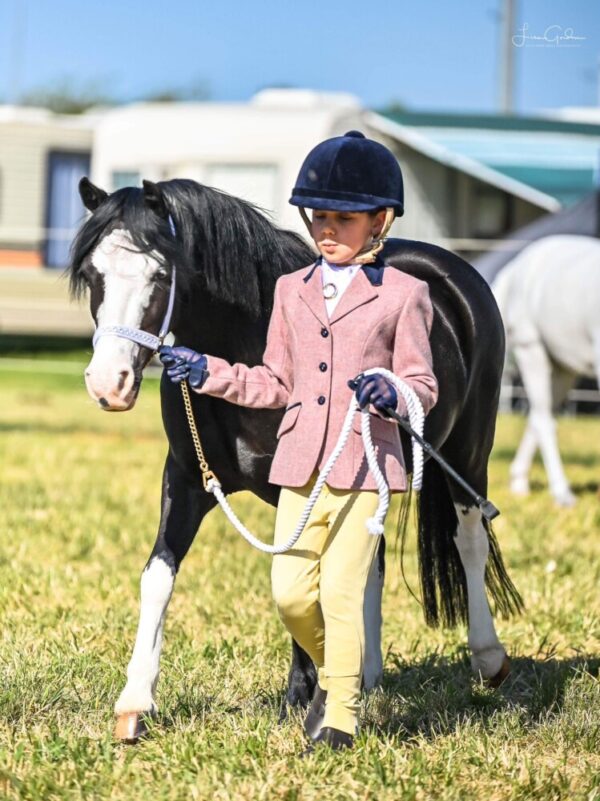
[482,518,524,619]
[412,459,523,628]
[416,459,468,627]
[395,475,423,610]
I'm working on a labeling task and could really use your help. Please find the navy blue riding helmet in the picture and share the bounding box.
[289,130,404,216]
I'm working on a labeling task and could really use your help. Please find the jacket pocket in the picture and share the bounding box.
[353,412,398,444]
[276,402,302,439]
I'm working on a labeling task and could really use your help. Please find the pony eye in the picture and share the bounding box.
[156,268,169,280]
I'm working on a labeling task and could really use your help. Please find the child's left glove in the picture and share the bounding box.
[348,373,398,417]
[159,345,209,388]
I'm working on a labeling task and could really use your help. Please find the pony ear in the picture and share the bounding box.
[142,179,169,219]
[79,177,108,211]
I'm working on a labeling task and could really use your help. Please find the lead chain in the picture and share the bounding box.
[180,380,218,491]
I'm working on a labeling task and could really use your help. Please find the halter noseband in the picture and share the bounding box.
[92,215,177,352]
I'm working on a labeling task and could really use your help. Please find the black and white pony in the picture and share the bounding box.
[70,177,522,740]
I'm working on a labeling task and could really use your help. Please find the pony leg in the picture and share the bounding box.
[593,327,600,409]
[510,364,575,496]
[114,455,215,740]
[513,342,575,507]
[113,556,175,740]
[363,536,385,690]
[453,504,509,683]
[286,640,317,710]
[509,422,537,495]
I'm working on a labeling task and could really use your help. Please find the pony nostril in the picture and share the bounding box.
[99,397,109,408]
[117,369,132,392]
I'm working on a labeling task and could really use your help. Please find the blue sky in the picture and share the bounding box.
[0,0,598,113]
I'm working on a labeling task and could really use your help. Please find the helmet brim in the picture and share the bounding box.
[289,193,403,216]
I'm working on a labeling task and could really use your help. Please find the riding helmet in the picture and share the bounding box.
[289,130,404,216]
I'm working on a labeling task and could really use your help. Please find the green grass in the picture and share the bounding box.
[0,366,599,800]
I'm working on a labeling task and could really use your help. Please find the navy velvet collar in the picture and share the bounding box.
[303,255,386,286]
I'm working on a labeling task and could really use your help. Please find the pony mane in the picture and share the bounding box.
[69,179,315,316]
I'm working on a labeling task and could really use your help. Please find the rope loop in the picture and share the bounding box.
[181,368,425,555]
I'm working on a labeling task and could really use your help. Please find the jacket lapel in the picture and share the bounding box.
[329,267,379,325]
[298,261,329,327]
[298,260,382,327]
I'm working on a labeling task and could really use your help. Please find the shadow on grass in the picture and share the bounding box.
[492,447,599,469]
[365,650,600,739]
[157,686,289,735]
[522,479,599,498]
[490,475,599,500]
[0,421,163,440]
[571,481,600,496]
[0,422,96,436]
[151,652,599,744]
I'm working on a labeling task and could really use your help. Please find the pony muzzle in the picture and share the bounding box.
[85,349,141,411]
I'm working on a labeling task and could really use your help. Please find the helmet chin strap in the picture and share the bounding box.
[299,206,395,265]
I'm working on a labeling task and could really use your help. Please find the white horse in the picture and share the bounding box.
[492,234,600,506]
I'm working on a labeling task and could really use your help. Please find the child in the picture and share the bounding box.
[160,131,438,752]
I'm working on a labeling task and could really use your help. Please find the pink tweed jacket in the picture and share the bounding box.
[197,260,438,491]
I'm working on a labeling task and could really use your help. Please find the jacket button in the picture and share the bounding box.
[321,328,329,338]
[319,362,327,372]
[317,395,326,405]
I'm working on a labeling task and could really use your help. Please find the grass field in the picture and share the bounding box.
[0,364,599,800]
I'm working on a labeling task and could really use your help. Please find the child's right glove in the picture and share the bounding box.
[159,345,209,388]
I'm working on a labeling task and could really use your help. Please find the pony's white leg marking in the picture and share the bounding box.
[362,549,384,690]
[513,343,575,507]
[114,557,175,715]
[510,422,537,495]
[453,504,506,679]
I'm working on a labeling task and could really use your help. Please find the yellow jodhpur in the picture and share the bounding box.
[271,472,381,735]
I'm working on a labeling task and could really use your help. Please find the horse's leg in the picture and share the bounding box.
[363,536,385,690]
[114,454,215,741]
[452,503,510,685]
[509,364,575,495]
[513,342,575,506]
[593,327,600,411]
[509,421,537,495]
[429,388,520,684]
[285,640,317,711]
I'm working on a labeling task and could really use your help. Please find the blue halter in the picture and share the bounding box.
[92,215,177,352]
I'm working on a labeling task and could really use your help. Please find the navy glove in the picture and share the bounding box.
[158,345,209,388]
[348,373,398,417]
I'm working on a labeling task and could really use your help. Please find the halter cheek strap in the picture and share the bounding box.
[92,214,178,352]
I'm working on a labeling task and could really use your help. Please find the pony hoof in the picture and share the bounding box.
[486,655,511,689]
[510,480,530,496]
[114,711,151,743]
[553,490,576,508]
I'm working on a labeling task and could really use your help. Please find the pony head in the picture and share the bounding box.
[71,178,178,411]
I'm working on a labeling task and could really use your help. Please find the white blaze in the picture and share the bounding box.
[85,229,161,408]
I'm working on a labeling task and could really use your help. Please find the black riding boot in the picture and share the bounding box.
[302,726,355,755]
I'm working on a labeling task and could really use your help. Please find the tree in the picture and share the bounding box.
[19,77,115,114]
[379,99,408,116]
[141,78,210,103]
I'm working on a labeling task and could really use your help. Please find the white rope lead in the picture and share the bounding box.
[206,368,425,554]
